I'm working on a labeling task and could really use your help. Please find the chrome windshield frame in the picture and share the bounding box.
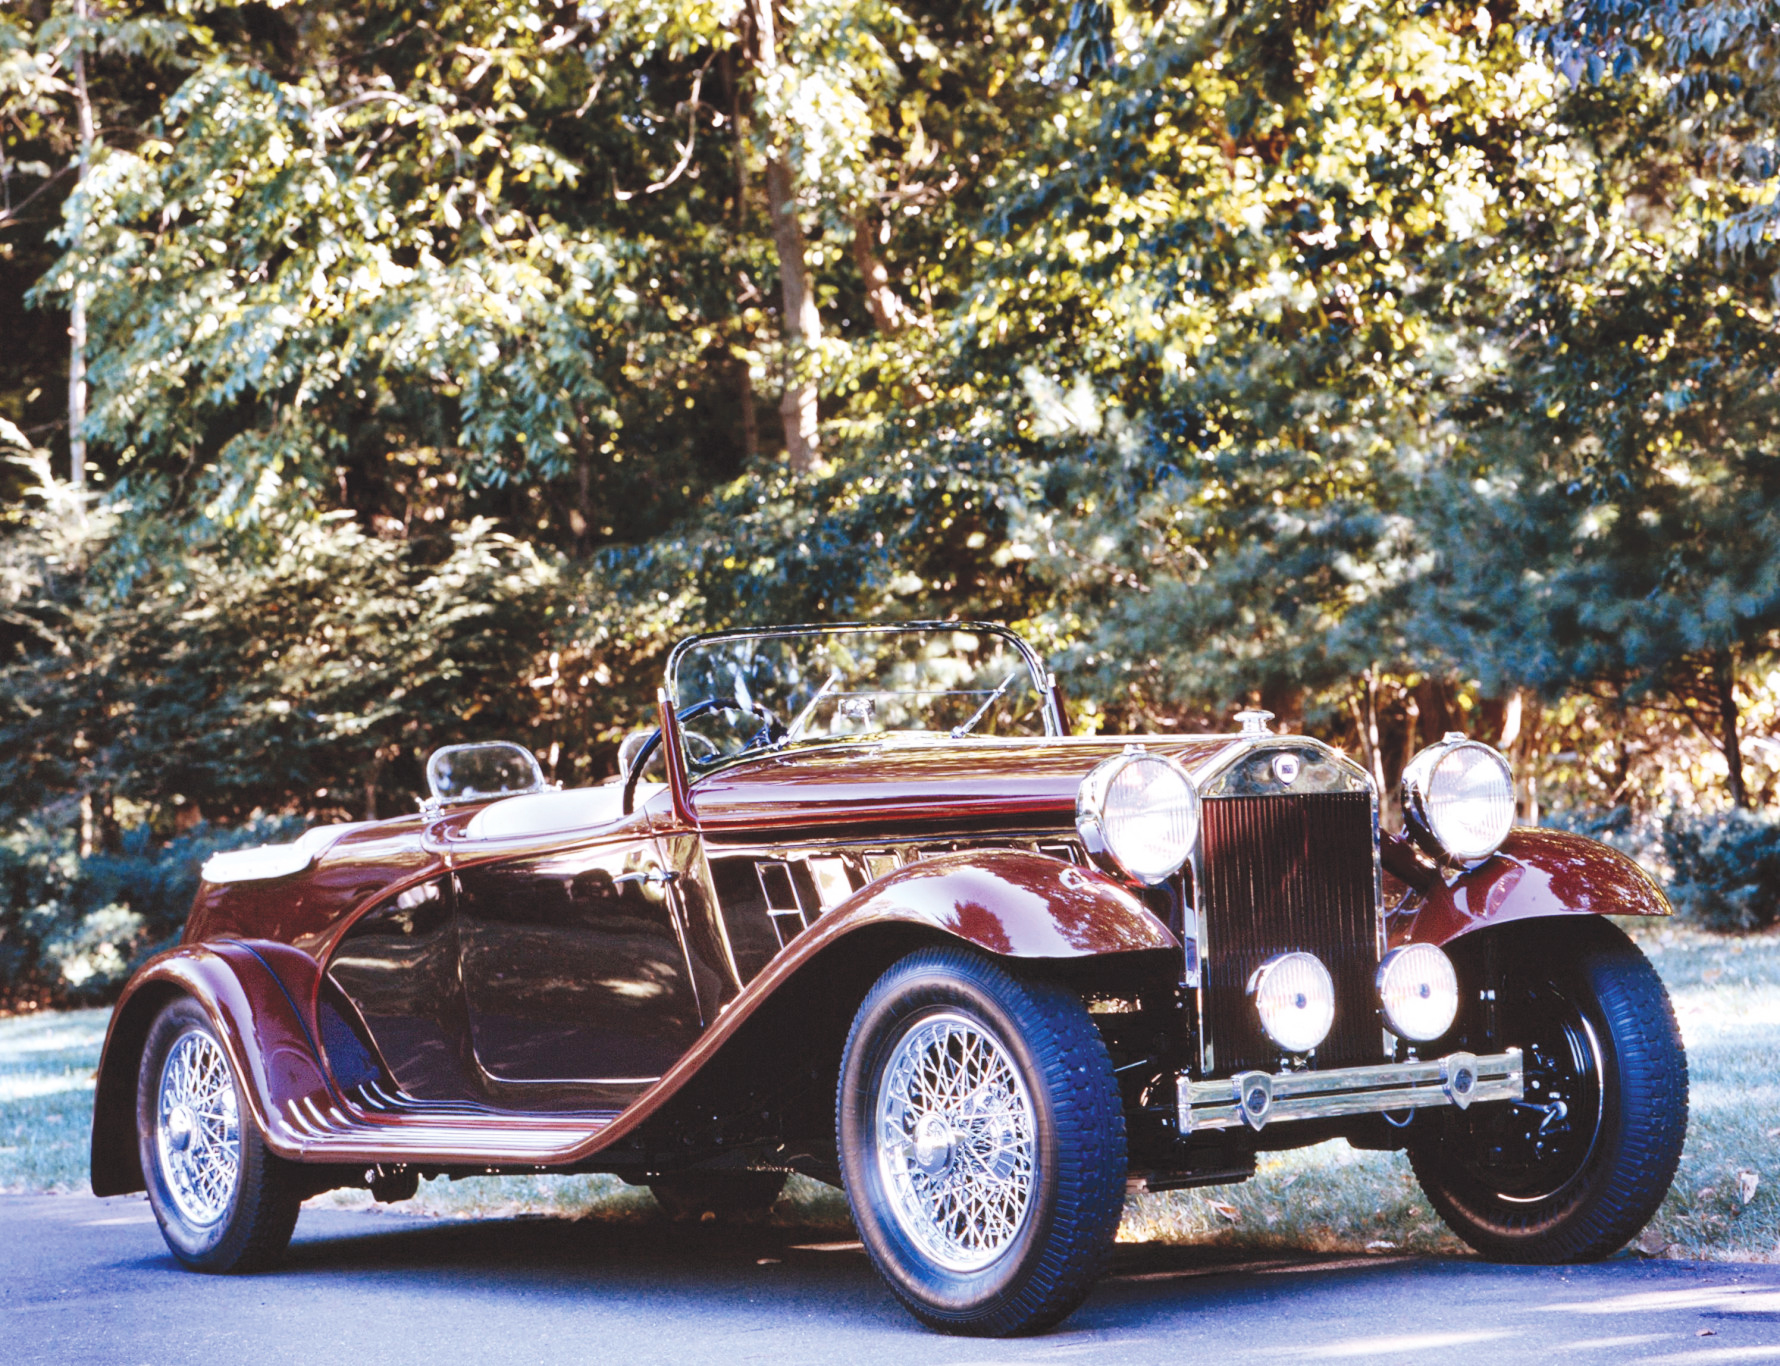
[662,621,1065,772]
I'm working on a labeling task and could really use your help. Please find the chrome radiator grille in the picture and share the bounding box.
[1198,792,1382,1075]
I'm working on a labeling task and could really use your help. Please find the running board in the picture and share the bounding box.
[271,1083,620,1165]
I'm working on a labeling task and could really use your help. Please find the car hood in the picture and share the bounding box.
[687,733,1247,835]
[185,732,1265,945]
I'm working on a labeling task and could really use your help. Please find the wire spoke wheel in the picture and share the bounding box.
[840,949,1126,1336]
[155,1030,243,1228]
[138,998,302,1272]
[874,1011,1038,1272]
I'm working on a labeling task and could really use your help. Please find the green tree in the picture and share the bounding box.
[1408,1,1780,807]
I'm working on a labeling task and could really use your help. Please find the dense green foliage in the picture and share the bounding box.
[1665,808,1780,931]
[3,0,1780,1000]
[0,815,300,1001]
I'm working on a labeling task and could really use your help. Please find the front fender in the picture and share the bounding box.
[90,941,331,1195]
[821,849,1178,958]
[584,850,1176,1161]
[1395,827,1671,950]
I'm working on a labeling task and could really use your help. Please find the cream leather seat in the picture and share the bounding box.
[460,783,664,841]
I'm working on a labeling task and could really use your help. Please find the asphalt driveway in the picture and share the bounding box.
[5,1192,1779,1365]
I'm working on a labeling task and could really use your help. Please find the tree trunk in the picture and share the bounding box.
[725,51,760,464]
[68,0,95,527]
[1716,651,1748,809]
[1497,689,1523,752]
[1511,703,1541,825]
[1476,696,1506,746]
[1349,671,1397,828]
[80,785,118,855]
[68,292,87,509]
[851,217,909,333]
[765,157,820,472]
[573,452,591,550]
[363,752,384,822]
[723,48,748,221]
[752,0,820,473]
[1413,678,1456,741]
[1364,670,1387,794]
[738,354,759,461]
[1260,678,1301,734]
[1348,671,1387,792]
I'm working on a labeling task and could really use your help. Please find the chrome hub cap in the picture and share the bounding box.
[912,1113,954,1175]
[875,1011,1037,1271]
[156,1032,242,1227]
[165,1105,195,1153]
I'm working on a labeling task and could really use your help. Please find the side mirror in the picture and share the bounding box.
[424,742,546,808]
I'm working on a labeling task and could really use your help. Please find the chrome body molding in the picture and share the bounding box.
[1177,1047,1523,1133]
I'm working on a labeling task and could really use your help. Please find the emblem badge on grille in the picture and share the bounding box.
[1272,753,1302,786]
[1233,1071,1274,1130]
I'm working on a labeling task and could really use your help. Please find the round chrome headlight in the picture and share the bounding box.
[1248,952,1336,1055]
[1400,733,1515,862]
[1376,944,1459,1042]
[1075,751,1200,885]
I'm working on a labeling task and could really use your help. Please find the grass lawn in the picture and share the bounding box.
[4,922,1775,1259]
[0,1008,111,1194]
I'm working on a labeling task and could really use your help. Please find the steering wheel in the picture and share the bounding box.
[622,696,785,814]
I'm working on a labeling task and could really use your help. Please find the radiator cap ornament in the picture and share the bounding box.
[1235,709,1275,736]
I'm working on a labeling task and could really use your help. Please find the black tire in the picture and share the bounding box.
[1408,918,1688,1262]
[649,1171,788,1222]
[837,947,1125,1337]
[137,997,303,1272]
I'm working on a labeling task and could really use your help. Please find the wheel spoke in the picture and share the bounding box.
[155,1030,243,1227]
[873,1010,1037,1272]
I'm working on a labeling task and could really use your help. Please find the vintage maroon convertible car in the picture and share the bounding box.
[91,622,1687,1335]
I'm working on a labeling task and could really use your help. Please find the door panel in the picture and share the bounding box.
[325,879,476,1100]
[456,841,703,1085]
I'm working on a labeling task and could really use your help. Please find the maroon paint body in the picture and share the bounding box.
[94,713,1662,1196]
[93,833,1176,1191]
[91,943,334,1195]
[184,816,447,951]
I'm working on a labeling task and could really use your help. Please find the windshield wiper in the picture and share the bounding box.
[779,668,843,747]
[951,668,1024,739]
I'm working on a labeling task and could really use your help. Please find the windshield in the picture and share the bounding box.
[667,623,1056,772]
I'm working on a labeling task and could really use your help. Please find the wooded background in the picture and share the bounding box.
[3,0,1779,1003]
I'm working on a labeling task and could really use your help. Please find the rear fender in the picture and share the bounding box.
[1395,828,1670,951]
[90,942,330,1195]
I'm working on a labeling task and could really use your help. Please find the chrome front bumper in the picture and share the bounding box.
[1177,1048,1524,1133]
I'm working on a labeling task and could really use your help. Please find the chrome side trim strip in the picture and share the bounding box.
[1177,1047,1522,1133]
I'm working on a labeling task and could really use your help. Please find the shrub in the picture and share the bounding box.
[0,816,303,1009]
[1663,808,1780,932]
